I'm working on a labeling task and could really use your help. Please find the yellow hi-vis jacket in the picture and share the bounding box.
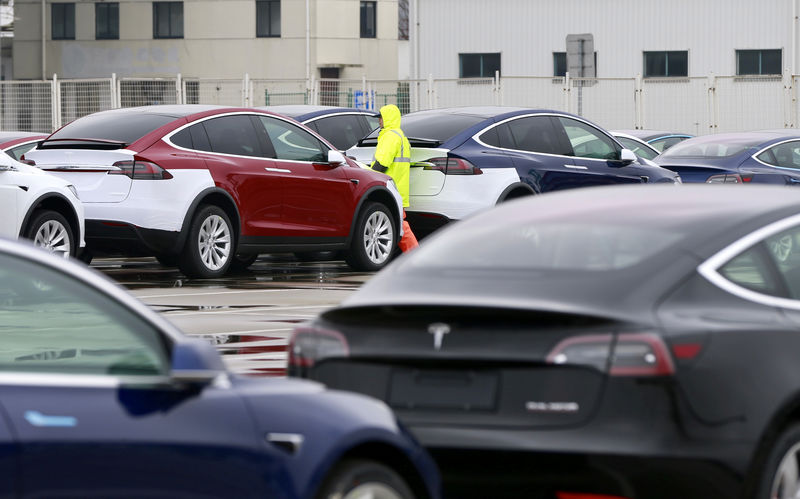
[371,104,412,208]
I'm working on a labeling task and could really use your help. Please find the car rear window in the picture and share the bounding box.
[49,113,177,145]
[366,113,485,142]
[403,221,683,272]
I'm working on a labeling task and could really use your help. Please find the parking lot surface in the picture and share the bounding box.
[94,254,368,376]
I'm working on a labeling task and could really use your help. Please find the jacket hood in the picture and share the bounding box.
[379,104,402,130]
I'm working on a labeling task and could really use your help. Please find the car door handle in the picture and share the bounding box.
[24,410,77,427]
[789,178,800,183]
[265,167,292,173]
[564,164,588,170]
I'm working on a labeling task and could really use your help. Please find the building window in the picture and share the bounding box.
[737,49,782,76]
[96,3,119,40]
[153,2,183,39]
[553,52,566,77]
[51,3,75,40]
[360,1,376,38]
[398,0,408,41]
[643,51,688,78]
[459,53,501,78]
[256,0,280,37]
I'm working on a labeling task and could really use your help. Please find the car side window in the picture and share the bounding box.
[557,117,620,160]
[6,143,37,161]
[313,115,365,150]
[758,141,800,169]
[478,123,516,150]
[651,136,687,153]
[505,116,567,155]
[364,115,381,133]
[719,246,783,297]
[258,116,327,162]
[616,137,658,160]
[203,115,263,157]
[0,253,170,376]
[719,226,800,299]
[170,127,193,149]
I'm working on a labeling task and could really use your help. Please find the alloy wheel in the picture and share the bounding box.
[771,441,800,498]
[342,483,405,499]
[198,214,231,271]
[33,220,72,258]
[363,210,394,265]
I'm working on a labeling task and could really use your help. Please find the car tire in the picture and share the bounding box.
[178,205,234,279]
[344,202,396,272]
[755,423,800,498]
[24,210,75,258]
[229,253,259,272]
[316,459,414,499]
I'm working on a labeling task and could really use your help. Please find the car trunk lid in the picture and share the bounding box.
[347,140,451,196]
[24,148,136,203]
[294,306,670,429]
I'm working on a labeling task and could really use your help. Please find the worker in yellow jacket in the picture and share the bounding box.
[370,104,419,252]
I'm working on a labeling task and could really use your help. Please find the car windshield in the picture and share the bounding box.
[365,113,486,142]
[660,136,762,159]
[402,221,684,272]
[48,112,176,144]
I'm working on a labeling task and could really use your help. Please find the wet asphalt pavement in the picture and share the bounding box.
[93,254,371,376]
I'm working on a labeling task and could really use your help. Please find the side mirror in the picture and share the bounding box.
[619,148,637,165]
[328,150,346,166]
[170,338,226,385]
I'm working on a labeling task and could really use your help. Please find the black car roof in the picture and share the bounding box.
[339,184,800,324]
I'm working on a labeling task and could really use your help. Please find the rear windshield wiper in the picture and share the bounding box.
[38,138,129,150]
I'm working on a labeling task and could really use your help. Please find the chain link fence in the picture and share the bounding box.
[1,72,799,135]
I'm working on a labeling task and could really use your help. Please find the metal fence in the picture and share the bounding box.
[1,72,798,135]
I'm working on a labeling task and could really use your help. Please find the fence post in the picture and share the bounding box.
[176,73,183,104]
[634,73,643,129]
[243,73,250,107]
[51,74,61,131]
[427,74,434,109]
[707,72,718,132]
[110,73,118,109]
[494,70,502,106]
[784,69,795,128]
[563,72,571,113]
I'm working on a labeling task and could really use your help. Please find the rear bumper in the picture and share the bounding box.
[428,446,744,499]
[85,220,182,256]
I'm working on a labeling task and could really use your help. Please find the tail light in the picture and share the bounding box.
[547,333,675,376]
[110,160,173,180]
[287,326,349,377]
[706,173,751,183]
[424,157,483,175]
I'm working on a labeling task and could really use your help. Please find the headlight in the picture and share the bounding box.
[67,184,80,200]
[386,178,399,193]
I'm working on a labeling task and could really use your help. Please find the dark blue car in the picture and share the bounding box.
[0,238,440,499]
[259,105,380,151]
[654,130,800,184]
[347,107,681,238]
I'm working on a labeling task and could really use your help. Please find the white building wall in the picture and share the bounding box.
[415,0,796,78]
[12,0,402,80]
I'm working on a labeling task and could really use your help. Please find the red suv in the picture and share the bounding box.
[24,105,404,278]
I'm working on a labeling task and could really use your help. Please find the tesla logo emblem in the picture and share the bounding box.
[428,323,451,350]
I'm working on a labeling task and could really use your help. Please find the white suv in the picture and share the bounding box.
[0,151,85,258]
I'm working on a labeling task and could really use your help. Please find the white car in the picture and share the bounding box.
[0,151,85,258]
